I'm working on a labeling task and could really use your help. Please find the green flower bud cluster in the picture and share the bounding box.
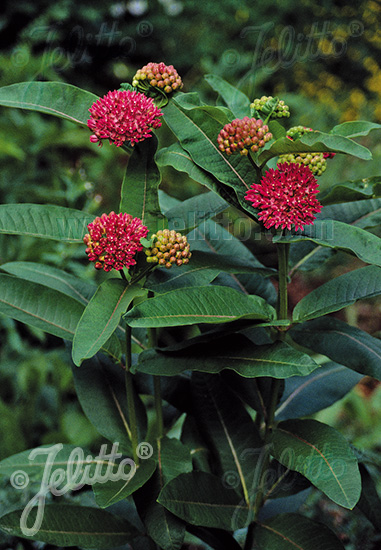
[217,117,272,156]
[145,229,191,268]
[132,62,183,95]
[250,96,290,119]
[281,125,326,176]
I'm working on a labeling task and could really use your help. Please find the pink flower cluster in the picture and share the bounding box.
[245,163,322,231]
[87,90,162,147]
[217,118,272,156]
[132,62,183,94]
[84,212,148,271]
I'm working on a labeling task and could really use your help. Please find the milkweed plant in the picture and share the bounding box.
[0,61,380,550]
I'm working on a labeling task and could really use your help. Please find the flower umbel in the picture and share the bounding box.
[250,96,290,119]
[245,163,322,231]
[145,229,191,268]
[132,62,183,95]
[217,118,272,156]
[87,90,162,147]
[84,212,148,271]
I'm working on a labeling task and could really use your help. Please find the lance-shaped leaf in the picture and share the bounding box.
[124,286,275,328]
[276,219,381,267]
[134,335,320,379]
[276,363,362,421]
[191,373,262,506]
[158,471,250,530]
[204,74,251,118]
[72,279,145,366]
[318,176,381,205]
[254,513,345,549]
[119,136,166,233]
[0,204,93,242]
[271,419,361,509]
[293,265,381,323]
[134,438,192,550]
[0,505,137,548]
[144,261,220,294]
[356,463,381,532]
[71,354,146,453]
[165,189,228,233]
[0,81,98,126]
[258,130,372,165]
[330,120,381,138]
[290,317,381,380]
[1,261,97,305]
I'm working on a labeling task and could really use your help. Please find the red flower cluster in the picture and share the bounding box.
[217,118,272,156]
[245,163,322,231]
[132,62,183,94]
[84,212,148,271]
[87,90,162,147]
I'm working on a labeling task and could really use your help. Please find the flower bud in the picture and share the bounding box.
[145,229,191,268]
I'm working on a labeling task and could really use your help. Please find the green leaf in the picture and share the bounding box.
[119,136,166,233]
[71,355,146,453]
[134,335,320,379]
[0,204,93,242]
[254,513,345,549]
[276,220,381,267]
[187,250,275,276]
[158,471,250,530]
[271,419,361,509]
[293,265,381,323]
[72,279,144,366]
[0,505,137,548]
[0,81,98,126]
[276,363,362,421]
[357,463,381,531]
[0,261,96,305]
[165,190,228,233]
[124,286,275,328]
[318,176,381,205]
[290,317,381,380]
[93,458,156,508]
[191,373,262,506]
[258,130,372,166]
[204,74,251,118]
[330,120,381,138]
[144,261,220,294]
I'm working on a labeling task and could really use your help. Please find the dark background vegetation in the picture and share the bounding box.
[0,1,380,548]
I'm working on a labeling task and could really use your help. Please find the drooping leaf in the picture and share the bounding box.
[254,513,345,549]
[134,335,320,379]
[290,317,381,380]
[119,136,166,233]
[72,279,145,366]
[0,204,93,242]
[275,362,362,421]
[0,505,137,548]
[318,176,381,205]
[356,463,381,531]
[293,265,381,323]
[271,419,361,509]
[165,190,228,233]
[158,471,250,530]
[0,261,96,305]
[144,260,220,294]
[125,285,275,328]
[204,74,251,118]
[71,354,146,454]
[330,120,381,138]
[0,81,98,126]
[276,219,381,267]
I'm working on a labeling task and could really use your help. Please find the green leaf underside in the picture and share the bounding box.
[254,513,345,549]
[271,419,361,509]
[0,505,137,548]
[276,220,381,267]
[0,204,93,242]
[124,286,275,328]
[93,458,156,508]
[72,280,144,366]
[290,317,381,380]
[330,120,381,138]
[293,265,381,323]
[158,471,251,530]
[0,261,96,305]
[134,336,320,379]
[319,176,381,205]
[0,81,98,126]
[204,74,251,118]
[119,136,167,233]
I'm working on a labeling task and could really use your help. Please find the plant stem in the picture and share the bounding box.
[148,306,164,439]
[276,242,290,329]
[125,321,139,465]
